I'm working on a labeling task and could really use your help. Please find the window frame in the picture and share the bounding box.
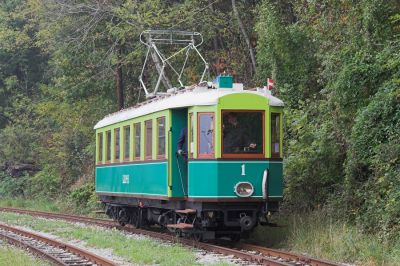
[134,122,141,160]
[123,125,130,161]
[156,116,166,159]
[114,127,120,162]
[221,110,265,159]
[197,112,215,159]
[189,112,194,158]
[271,112,281,158]
[145,119,153,160]
[97,132,103,164]
[105,130,111,163]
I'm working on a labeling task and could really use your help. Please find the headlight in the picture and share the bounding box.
[234,182,254,197]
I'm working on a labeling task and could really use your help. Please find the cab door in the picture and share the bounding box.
[169,109,188,197]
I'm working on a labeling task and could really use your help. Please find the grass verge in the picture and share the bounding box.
[0,211,231,266]
[0,244,51,266]
[250,211,400,266]
[0,197,67,213]
[0,197,104,217]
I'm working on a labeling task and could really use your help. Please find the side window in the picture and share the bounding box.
[106,130,111,162]
[97,132,103,163]
[189,113,194,158]
[198,113,214,158]
[271,113,281,157]
[145,120,152,159]
[114,128,120,161]
[157,117,166,158]
[123,125,130,161]
[134,123,141,160]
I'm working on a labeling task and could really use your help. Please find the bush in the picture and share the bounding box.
[28,168,62,199]
[70,183,95,208]
[0,173,28,198]
[345,81,400,235]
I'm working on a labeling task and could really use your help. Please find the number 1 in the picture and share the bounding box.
[241,164,246,176]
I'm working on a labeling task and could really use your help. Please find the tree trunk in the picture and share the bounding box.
[232,0,257,75]
[209,0,219,51]
[115,45,124,110]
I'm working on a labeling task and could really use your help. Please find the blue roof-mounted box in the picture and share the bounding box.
[214,75,233,89]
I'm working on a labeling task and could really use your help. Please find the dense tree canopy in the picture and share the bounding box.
[0,0,399,236]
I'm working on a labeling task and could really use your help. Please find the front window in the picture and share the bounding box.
[198,113,214,158]
[271,113,281,157]
[222,111,264,157]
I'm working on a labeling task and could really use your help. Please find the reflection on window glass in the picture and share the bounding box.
[106,130,111,161]
[114,128,120,161]
[198,113,214,156]
[271,113,280,157]
[157,117,165,157]
[134,123,141,159]
[145,120,152,158]
[222,111,263,155]
[124,126,130,160]
[97,132,103,163]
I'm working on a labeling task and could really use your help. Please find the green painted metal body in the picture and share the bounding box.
[169,109,188,197]
[96,162,168,196]
[95,90,284,201]
[188,160,282,198]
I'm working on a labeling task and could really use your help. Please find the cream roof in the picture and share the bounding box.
[94,87,284,129]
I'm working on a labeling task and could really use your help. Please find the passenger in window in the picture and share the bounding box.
[223,112,257,153]
[177,127,187,157]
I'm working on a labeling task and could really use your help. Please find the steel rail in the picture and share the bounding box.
[0,222,116,266]
[236,243,341,266]
[0,207,341,266]
[0,228,68,266]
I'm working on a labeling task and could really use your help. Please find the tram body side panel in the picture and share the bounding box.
[95,162,168,197]
[187,160,283,199]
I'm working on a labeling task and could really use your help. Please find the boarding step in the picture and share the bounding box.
[175,209,197,214]
[167,223,194,229]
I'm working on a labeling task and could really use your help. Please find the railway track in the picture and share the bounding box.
[0,207,341,266]
[0,222,116,266]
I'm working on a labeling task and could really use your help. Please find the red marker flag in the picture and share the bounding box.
[267,78,274,89]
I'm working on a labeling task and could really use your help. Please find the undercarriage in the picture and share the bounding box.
[100,195,279,241]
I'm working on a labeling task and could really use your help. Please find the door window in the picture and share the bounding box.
[198,113,214,158]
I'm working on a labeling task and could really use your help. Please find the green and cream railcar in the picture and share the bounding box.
[94,80,283,240]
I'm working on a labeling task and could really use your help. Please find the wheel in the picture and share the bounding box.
[175,229,182,237]
[130,208,141,228]
[192,231,203,242]
[118,208,129,227]
[230,234,241,242]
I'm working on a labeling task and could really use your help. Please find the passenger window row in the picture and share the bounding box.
[97,117,165,164]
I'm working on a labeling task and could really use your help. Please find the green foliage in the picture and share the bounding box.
[256,0,400,238]
[0,173,27,198]
[0,245,51,266]
[29,167,62,199]
[345,79,400,235]
[0,0,399,248]
[70,183,95,208]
